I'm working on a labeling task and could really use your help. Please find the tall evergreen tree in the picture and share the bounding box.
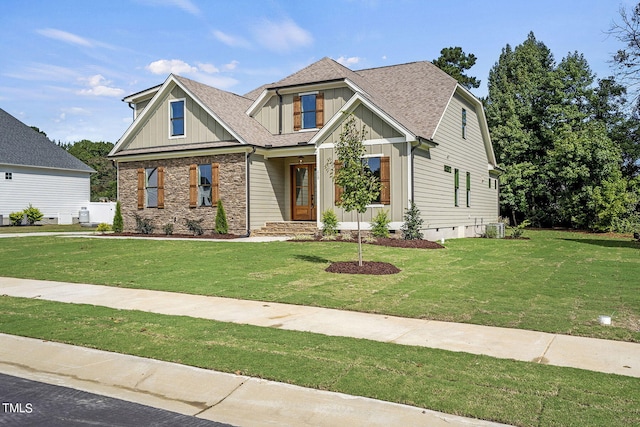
[486,32,638,230]
[432,46,481,90]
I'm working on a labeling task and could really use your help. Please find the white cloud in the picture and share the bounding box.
[197,62,219,73]
[138,0,200,16]
[213,30,251,48]
[146,59,198,75]
[37,28,93,47]
[224,60,239,71]
[77,74,125,97]
[252,18,313,54]
[335,56,362,67]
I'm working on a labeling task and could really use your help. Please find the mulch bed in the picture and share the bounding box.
[104,232,242,239]
[325,261,401,275]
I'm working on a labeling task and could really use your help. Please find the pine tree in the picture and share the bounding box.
[215,199,228,234]
[400,201,423,240]
[112,201,123,233]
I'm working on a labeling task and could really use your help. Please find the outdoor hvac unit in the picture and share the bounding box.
[486,223,505,239]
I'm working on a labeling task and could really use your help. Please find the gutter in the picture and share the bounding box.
[244,146,257,237]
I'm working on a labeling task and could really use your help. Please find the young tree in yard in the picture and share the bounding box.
[332,115,381,266]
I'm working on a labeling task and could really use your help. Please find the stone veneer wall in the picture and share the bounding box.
[118,153,246,235]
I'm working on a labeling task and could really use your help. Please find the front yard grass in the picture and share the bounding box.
[0,230,637,342]
[1,296,638,427]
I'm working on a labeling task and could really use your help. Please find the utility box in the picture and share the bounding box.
[486,223,505,239]
[79,207,90,224]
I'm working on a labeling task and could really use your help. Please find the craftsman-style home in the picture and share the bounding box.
[109,57,500,239]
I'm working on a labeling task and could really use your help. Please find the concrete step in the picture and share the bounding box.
[253,222,318,236]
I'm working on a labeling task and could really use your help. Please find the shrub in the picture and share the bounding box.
[163,223,174,235]
[321,210,339,236]
[112,201,123,233]
[134,215,154,234]
[185,218,204,236]
[215,199,228,234]
[9,211,24,226]
[401,201,424,240]
[96,223,111,233]
[370,210,391,238]
[510,219,531,239]
[23,204,43,225]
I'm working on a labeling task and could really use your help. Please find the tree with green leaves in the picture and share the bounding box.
[486,32,639,231]
[332,115,381,266]
[432,46,481,90]
[61,140,116,201]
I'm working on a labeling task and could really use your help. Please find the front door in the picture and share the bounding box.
[291,164,316,221]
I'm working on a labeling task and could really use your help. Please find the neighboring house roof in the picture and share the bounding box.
[0,108,94,173]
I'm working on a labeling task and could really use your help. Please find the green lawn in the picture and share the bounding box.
[0,230,638,342]
[0,230,639,426]
[0,224,90,233]
[1,296,638,427]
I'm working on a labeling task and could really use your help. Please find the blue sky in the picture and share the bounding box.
[0,0,635,143]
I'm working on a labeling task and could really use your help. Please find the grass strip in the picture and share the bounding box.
[1,296,638,427]
[0,230,638,342]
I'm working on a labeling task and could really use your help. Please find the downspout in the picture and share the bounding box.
[410,139,424,202]
[127,102,135,120]
[244,146,257,237]
[276,89,283,135]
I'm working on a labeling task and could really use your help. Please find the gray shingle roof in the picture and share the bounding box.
[0,108,94,172]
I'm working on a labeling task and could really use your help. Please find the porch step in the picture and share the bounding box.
[252,221,318,237]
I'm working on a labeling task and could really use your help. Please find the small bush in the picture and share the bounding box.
[9,211,24,226]
[321,210,339,236]
[370,210,391,238]
[112,201,123,233]
[24,204,43,225]
[163,223,174,235]
[510,219,531,239]
[215,199,228,234]
[185,218,204,236]
[96,223,111,233]
[401,201,424,240]
[134,215,154,234]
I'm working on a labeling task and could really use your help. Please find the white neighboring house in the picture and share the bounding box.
[0,108,94,225]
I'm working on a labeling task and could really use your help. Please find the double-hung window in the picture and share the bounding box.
[364,157,382,204]
[170,99,185,137]
[294,92,323,131]
[198,164,212,207]
[146,167,158,208]
[301,94,317,129]
[334,156,390,205]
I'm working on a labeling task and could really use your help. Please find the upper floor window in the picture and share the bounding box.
[170,99,185,137]
[462,108,467,139]
[294,92,324,131]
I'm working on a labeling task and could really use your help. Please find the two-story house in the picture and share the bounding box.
[108,57,500,239]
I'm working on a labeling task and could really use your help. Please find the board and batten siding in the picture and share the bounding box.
[413,92,499,238]
[252,87,354,134]
[318,142,408,225]
[249,156,286,228]
[0,165,90,223]
[124,85,236,151]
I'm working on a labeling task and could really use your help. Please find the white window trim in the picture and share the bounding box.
[362,154,384,207]
[299,92,319,131]
[169,98,186,139]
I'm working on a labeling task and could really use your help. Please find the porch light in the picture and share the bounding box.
[298,156,304,164]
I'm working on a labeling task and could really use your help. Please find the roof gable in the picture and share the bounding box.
[0,108,93,173]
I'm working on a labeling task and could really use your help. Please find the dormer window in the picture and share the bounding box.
[170,99,185,137]
[293,92,324,131]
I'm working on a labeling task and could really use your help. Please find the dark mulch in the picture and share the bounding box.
[105,232,242,239]
[291,235,445,249]
[325,261,401,275]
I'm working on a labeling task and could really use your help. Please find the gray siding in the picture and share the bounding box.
[319,104,402,144]
[249,156,286,228]
[413,92,499,238]
[125,85,236,150]
[253,86,354,134]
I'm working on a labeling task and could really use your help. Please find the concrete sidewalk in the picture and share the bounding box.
[1,277,637,378]
[1,277,638,426]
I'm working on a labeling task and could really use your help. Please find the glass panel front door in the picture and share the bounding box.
[291,164,315,221]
